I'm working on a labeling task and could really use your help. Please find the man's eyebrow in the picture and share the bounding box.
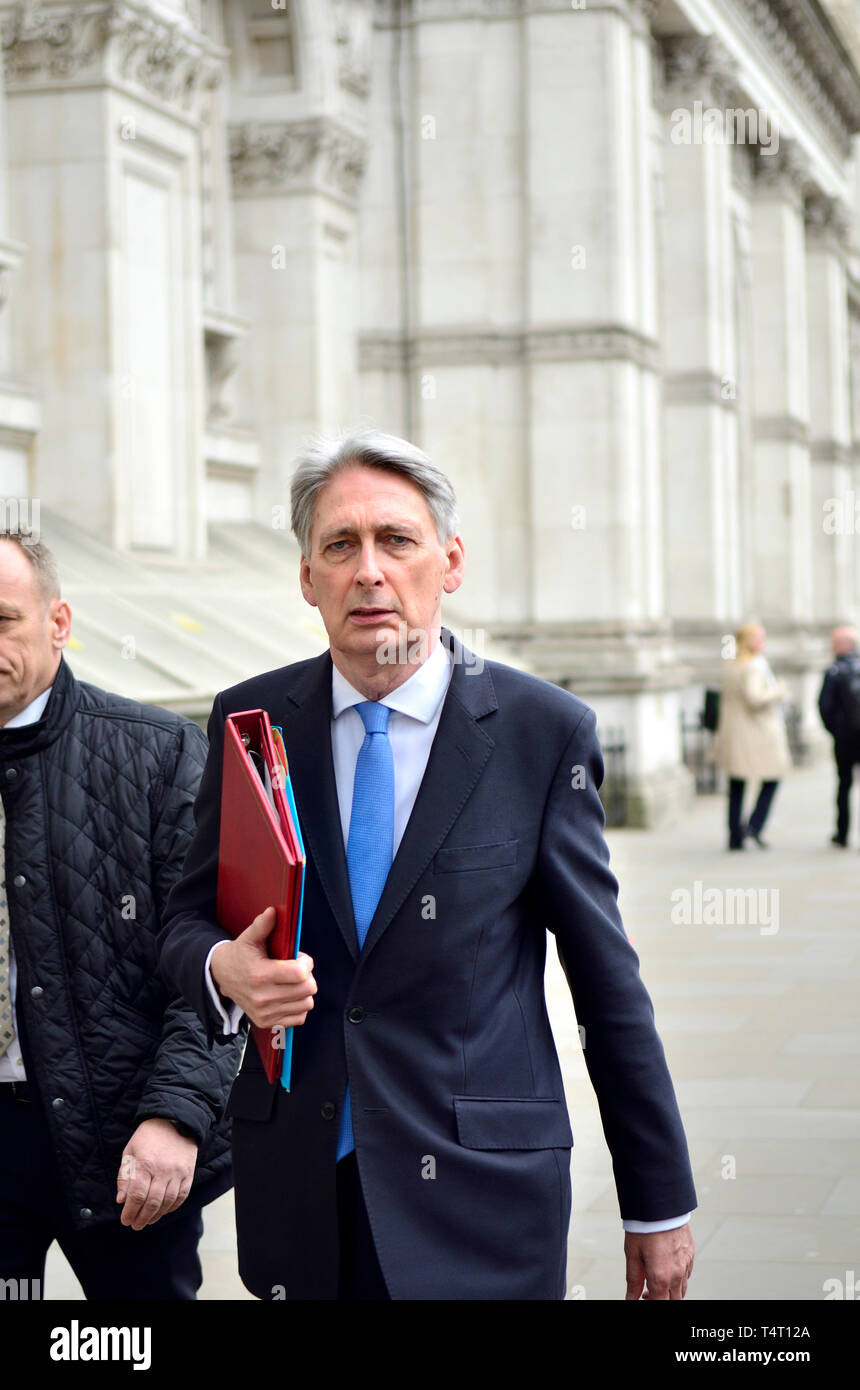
[317,521,423,544]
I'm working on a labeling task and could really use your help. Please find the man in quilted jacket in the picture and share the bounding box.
[0,529,243,1299]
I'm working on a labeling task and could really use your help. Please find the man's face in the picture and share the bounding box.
[0,542,71,724]
[299,464,464,672]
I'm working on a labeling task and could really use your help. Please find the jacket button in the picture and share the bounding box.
[347,1006,365,1024]
[80,1208,92,1219]
[30,986,43,999]
[5,768,16,780]
[51,1097,64,1109]
[320,1102,335,1120]
[12,875,25,887]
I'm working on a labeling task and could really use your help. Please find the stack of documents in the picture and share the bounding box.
[216,709,306,1088]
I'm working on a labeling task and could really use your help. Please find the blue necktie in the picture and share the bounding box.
[336,701,394,1160]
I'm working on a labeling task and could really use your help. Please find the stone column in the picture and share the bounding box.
[1,0,225,555]
[226,0,370,527]
[656,35,743,627]
[748,142,813,622]
[850,311,860,621]
[517,0,692,825]
[0,21,37,500]
[805,194,853,623]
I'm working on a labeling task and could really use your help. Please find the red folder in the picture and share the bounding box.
[216,709,305,1083]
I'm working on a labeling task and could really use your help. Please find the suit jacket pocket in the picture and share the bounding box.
[227,1069,278,1122]
[453,1096,573,1150]
[434,839,518,874]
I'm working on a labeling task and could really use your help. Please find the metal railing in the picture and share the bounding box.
[679,710,719,794]
[597,724,629,826]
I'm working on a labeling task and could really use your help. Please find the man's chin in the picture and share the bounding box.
[340,617,406,659]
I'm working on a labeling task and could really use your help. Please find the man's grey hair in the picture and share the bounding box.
[290,429,458,556]
[0,530,60,605]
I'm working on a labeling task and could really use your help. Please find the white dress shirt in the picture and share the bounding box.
[0,684,53,1083]
[204,643,688,1233]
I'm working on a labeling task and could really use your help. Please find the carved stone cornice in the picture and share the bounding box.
[229,118,368,205]
[752,139,812,208]
[0,0,226,116]
[664,369,738,409]
[658,33,741,110]
[810,437,851,464]
[733,0,860,157]
[753,413,810,445]
[804,191,852,251]
[106,1,223,109]
[373,0,654,23]
[359,323,660,372]
[1,0,108,82]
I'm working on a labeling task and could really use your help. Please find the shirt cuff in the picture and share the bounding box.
[623,1213,691,1233]
[204,942,244,1035]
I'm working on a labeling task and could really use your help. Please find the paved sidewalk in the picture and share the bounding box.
[550,751,860,1301]
[46,752,859,1300]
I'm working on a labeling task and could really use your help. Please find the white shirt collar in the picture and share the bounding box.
[331,635,453,725]
[3,684,53,729]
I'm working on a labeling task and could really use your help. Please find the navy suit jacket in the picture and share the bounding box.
[159,627,696,1300]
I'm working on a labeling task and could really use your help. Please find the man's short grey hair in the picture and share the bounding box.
[0,531,60,605]
[290,429,458,556]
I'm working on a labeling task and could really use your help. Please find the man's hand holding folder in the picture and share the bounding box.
[213,709,308,1085]
[210,910,316,1030]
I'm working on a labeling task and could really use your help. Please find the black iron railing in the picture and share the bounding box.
[597,724,629,827]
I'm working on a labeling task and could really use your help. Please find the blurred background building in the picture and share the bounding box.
[0,0,859,824]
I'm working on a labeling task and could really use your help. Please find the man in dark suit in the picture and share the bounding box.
[159,429,696,1301]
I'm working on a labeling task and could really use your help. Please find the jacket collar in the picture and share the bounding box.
[280,626,498,963]
[0,656,79,761]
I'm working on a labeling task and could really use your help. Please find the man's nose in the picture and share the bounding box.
[353,542,385,586]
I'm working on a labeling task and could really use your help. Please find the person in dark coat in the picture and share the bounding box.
[159,429,696,1302]
[818,625,860,848]
[0,531,243,1299]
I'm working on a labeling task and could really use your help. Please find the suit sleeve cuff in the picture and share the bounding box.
[204,942,244,1035]
[623,1213,691,1233]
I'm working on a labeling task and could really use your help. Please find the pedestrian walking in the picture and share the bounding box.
[818,625,860,848]
[713,623,791,850]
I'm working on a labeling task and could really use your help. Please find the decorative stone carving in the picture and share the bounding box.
[333,0,371,98]
[733,0,860,156]
[359,323,660,372]
[1,0,226,115]
[1,0,108,82]
[229,117,367,203]
[659,33,740,109]
[107,1,223,110]
[374,0,659,24]
[752,139,812,204]
[805,192,852,249]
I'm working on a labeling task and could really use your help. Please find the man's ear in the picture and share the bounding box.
[49,598,72,650]
[442,536,465,595]
[299,556,318,608]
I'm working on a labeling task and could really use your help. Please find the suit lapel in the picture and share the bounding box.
[277,628,499,968]
[277,649,359,963]
[360,628,498,961]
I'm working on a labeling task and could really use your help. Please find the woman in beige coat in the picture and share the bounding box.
[713,623,791,849]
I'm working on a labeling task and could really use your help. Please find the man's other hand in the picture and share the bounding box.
[116,1118,199,1230]
[624,1223,695,1300]
[209,906,317,1029]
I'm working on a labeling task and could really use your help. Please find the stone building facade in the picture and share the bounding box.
[0,0,859,824]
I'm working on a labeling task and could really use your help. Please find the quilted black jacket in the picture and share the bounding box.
[0,656,244,1229]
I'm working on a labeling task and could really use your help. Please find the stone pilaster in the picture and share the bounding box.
[805,192,854,622]
[657,34,746,625]
[748,140,814,621]
[1,0,227,555]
